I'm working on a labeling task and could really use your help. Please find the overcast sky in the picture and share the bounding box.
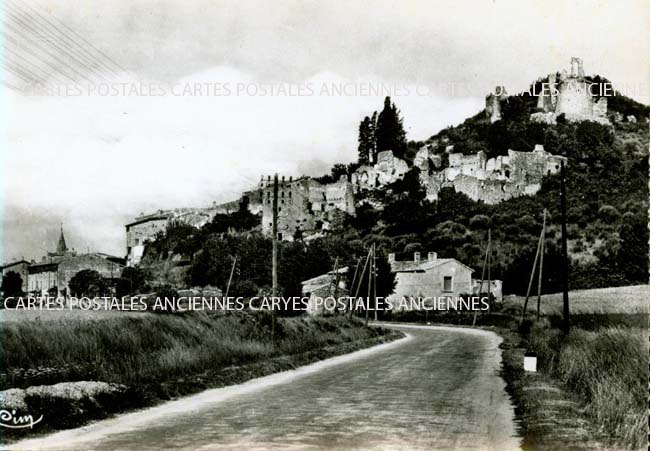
[2,0,649,262]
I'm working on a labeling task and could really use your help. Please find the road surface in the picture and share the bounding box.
[11,325,521,450]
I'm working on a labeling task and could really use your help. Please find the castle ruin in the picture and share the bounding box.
[414,144,567,204]
[531,57,609,124]
[259,175,356,241]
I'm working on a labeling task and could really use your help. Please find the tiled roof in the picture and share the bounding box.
[301,266,349,286]
[390,258,474,273]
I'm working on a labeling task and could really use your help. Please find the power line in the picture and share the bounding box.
[0,59,45,86]
[3,42,53,84]
[4,4,111,83]
[2,25,87,83]
[10,0,127,76]
[6,0,121,79]
[2,30,76,84]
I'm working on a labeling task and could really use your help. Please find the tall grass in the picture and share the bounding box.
[0,312,386,389]
[530,324,647,450]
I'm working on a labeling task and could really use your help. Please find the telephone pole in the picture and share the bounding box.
[350,250,371,319]
[472,228,491,327]
[373,244,378,322]
[365,243,374,326]
[560,161,570,333]
[486,228,492,313]
[536,209,547,320]
[225,256,237,299]
[521,225,543,322]
[272,173,279,345]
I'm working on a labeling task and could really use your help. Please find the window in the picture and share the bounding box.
[277,233,283,240]
[443,276,453,292]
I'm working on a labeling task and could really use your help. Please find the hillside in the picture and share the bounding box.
[141,71,649,297]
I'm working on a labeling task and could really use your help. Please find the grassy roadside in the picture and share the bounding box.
[0,311,402,442]
[386,285,648,451]
[498,322,647,451]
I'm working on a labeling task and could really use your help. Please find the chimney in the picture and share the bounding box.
[414,252,420,262]
[428,252,437,262]
[388,253,395,263]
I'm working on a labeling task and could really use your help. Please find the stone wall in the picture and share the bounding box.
[260,176,355,241]
[352,150,409,189]
[58,254,124,296]
[416,144,567,204]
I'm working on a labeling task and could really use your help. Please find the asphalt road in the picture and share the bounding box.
[12,325,521,451]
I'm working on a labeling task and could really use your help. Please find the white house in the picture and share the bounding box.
[387,252,474,307]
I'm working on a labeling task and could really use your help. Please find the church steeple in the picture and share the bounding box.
[57,224,68,254]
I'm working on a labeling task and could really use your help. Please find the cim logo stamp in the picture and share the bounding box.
[0,410,43,429]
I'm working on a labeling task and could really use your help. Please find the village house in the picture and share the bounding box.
[301,266,349,315]
[471,279,503,302]
[23,227,125,297]
[387,252,474,307]
[1,259,31,292]
[301,251,504,315]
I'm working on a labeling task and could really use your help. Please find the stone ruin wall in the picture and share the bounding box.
[487,58,610,125]
[412,144,567,204]
[259,176,356,241]
[351,150,409,190]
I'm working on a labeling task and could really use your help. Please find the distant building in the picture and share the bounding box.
[472,279,503,302]
[387,252,474,307]
[301,266,349,315]
[28,253,124,297]
[1,259,31,293]
[125,201,249,266]
[260,175,355,242]
[22,226,125,297]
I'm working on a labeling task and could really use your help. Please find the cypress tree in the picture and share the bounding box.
[376,96,407,159]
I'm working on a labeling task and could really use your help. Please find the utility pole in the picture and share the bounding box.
[373,244,378,322]
[348,257,362,315]
[225,256,237,299]
[536,209,547,321]
[560,161,570,333]
[472,228,490,327]
[272,173,279,346]
[365,244,373,326]
[350,250,371,319]
[521,226,543,322]
[486,228,492,313]
[330,257,339,315]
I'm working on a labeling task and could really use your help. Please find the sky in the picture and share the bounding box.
[1,0,649,262]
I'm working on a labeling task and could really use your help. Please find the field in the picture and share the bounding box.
[500,285,648,451]
[503,284,648,315]
[0,308,151,322]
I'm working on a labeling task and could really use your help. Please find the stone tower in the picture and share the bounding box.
[570,57,584,78]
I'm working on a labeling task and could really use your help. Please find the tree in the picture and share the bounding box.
[116,266,151,297]
[68,269,107,297]
[616,212,648,282]
[369,111,378,161]
[1,271,24,297]
[357,116,373,164]
[376,97,407,159]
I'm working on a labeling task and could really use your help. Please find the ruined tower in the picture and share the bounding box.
[485,86,508,123]
[570,57,584,78]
